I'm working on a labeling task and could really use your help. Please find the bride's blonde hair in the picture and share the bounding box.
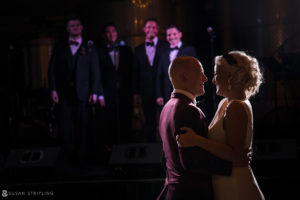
[215,51,263,98]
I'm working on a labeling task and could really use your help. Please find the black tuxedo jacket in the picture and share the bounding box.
[48,39,101,102]
[132,39,169,101]
[156,44,197,102]
[97,44,133,106]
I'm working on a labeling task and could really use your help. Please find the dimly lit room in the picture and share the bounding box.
[0,0,299,199]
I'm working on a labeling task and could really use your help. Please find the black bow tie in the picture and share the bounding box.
[170,46,179,51]
[69,40,79,46]
[146,41,154,46]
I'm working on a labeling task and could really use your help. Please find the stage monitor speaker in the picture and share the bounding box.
[252,139,297,160]
[251,139,298,177]
[109,142,163,165]
[108,143,164,178]
[4,146,62,181]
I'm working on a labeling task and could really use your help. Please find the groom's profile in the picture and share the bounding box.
[157,56,232,200]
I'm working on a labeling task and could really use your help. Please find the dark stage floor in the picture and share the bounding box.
[0,143,299,200]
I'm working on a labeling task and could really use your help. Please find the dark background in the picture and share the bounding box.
[0,0,299,199]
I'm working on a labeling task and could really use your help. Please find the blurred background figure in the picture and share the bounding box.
[97,23,134,146]
[156,24,197,106]
[132,17,168,142]
[48,16,100,167]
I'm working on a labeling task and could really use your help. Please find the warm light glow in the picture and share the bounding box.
[131,0,152,8]
[134,18,138,31]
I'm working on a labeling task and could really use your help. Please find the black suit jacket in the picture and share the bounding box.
[48,39,101,102]
[132,39,169,102]
[97,44,133,107]
[156,44,197,102]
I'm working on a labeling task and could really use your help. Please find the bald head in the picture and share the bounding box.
[169,56,207,96]
[169,56,200,88]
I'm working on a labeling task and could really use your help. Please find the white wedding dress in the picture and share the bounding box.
[208,99,265,200]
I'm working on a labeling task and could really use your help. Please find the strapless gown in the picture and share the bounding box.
[208,100,265,200]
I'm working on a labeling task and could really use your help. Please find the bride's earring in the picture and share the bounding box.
[227,80,231,90]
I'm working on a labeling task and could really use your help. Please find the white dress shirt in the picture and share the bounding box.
[145,36,158,67]
[108,45,119,71]
[169,41,182,63]
[69,37,82,55]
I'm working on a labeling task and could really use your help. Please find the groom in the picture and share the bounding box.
[157,56,232,200]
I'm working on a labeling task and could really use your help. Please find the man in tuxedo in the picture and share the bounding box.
[48,17,101,165]
[97,23,133,145]
[156,25,197,106]
[132,17,168,142]
[157,56,232,200]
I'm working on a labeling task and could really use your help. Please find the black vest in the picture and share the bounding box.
[65,51,79,101]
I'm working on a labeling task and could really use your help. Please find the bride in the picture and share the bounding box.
[176,51,265,200]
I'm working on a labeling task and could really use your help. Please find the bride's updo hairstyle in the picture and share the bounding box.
[214,50,263,98]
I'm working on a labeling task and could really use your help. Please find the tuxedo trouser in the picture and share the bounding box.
[58,100,89,161]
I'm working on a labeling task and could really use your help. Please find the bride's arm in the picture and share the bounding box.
[177,127,236,161]
[177,101,249,162]
[224,101,250,165]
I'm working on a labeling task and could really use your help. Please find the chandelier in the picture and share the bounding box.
[131,0,153,8]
